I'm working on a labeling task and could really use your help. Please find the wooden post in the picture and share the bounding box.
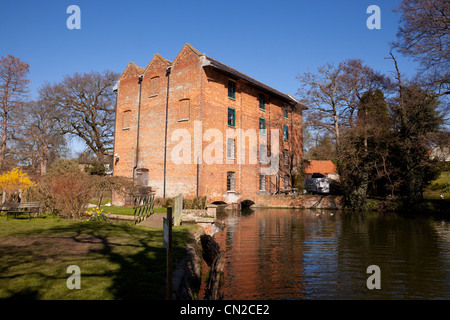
[164,207,173,300]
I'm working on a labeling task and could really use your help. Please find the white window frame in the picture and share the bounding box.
[259,174,266,191]
[227,138,236,160]
[227,172,235,192]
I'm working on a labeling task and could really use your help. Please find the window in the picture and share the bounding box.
[228,80,236,99]
[283,125,289,141]
[178,99,190,121]
[283,149,289,166]
[122,110,131,130]
[283,107,289,119]
[149,76,159,97]
[284,175,290,189]
[228,107,235,127]
[259,117,266,135]
[259,174,266,191]
[227,172,235,191]
[259,143,267,164]
[259,94,265,110]
[227,138,235,159]
[136,168,149,187]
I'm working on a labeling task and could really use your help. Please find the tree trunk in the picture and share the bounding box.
[39,145,48,176]
[39,158,47,176]
[0,115,7,171]
[347,172,368,210]
[334,114,340,147]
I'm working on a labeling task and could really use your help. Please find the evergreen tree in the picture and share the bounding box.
[390,84,443,205]
[338,90,391,209]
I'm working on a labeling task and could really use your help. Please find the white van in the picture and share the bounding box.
[304,174,330,194]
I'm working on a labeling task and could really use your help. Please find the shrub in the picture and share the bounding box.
[23,184,55,214]
[87,160,106,176]
[154,197,174,208]
[0,167,36,201]
[41,159,94,219]
[26,159,136,220]
[47,159,80,175]
[45,171,94,219]
[330,179,344,195]
[365,199,379,211]
[183,196,208,209]
[154,196,209,210]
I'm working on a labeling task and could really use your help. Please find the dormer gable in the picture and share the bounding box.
[119,62,144,80]
[171,43,203,68]
[143,53,172,76]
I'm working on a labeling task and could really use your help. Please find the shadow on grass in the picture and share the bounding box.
[0,218,192,300]
[7,288,40,300]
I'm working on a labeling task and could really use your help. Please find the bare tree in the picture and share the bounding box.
[339,59,390,128]
[297,63,345,148]
[0,55,29,171]
[14,100,67,176]
[393,0,450,96]
[39,70,120,164]
[297,59,387,151]
[305,132,337,161]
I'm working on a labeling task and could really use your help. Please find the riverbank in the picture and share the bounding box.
[97,207,222,300]
[170,224,226,300]
[253,194,344,209]
[364,197,449,214]
[252,193,448,214]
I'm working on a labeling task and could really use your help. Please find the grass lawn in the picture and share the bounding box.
[102,205,166,216]
[0,213,196,300]
[424,171,450,200]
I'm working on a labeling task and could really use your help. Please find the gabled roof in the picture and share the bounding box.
[200,54,303,108]
[304,160,337,174]
[174,43,204,60]
[148,53,172,68]
[143,53,172,75]
[118,43,305,110]
[119,62,145,79]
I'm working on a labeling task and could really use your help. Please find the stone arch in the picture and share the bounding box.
[240,199,255,208]
[211,201,227,205]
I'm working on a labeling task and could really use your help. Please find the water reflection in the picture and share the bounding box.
[213,208,450,300]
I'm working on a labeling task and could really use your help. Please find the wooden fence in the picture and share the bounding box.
[133,189,155,224]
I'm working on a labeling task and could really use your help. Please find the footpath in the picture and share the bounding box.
[137,212,166,228]
[106,212,166,228]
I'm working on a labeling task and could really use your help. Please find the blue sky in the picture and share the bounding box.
[1,0,419,153]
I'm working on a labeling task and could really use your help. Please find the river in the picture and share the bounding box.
[212,208,450,300]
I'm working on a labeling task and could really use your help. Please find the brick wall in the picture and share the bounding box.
[113,44,304,205]
[254,194,344,209]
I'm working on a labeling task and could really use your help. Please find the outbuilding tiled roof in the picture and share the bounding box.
[304,160,337,174]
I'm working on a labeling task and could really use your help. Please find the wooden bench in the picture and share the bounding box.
[0,201,42,220]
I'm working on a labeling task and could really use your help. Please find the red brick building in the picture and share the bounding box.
[112,44,305,205]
